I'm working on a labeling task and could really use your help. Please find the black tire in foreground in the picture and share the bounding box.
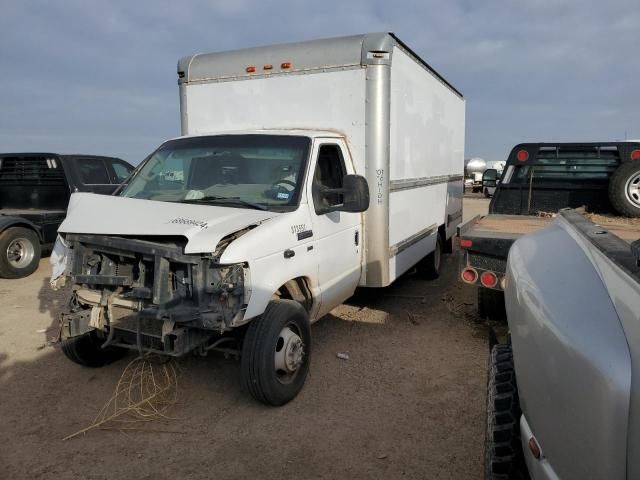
[416,235,443,280]
[61,330,128,368]
[241,300,311,406]
[609,161,640,217]
[486,343,528,480]
[0,227,41,279]
[478,287,507,322]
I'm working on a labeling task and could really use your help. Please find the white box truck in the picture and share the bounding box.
[51,33,465,405]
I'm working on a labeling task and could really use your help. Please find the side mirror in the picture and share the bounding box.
[316,174,370,214]
[482,168,498,188]
[341,174,370,212]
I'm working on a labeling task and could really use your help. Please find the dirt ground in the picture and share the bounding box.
[0,197,490,480]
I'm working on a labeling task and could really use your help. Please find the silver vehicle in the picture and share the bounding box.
[485,208,640,479]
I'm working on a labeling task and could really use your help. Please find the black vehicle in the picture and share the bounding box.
[0,153,134,278]
[458,141,640,319]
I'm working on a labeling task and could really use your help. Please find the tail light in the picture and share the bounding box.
[480,271,498,288]
[631,149,640,161]
[516,149,529,162]
[460,239,472,249]
[281,62,292,69]
[528,437,541,460]
[461,268,478,284]
[245,66,256,73]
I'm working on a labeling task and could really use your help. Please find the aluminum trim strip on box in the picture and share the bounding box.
[389,223,438,257]
[389,174,464,192]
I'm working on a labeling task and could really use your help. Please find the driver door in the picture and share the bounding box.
[307,139,362,317]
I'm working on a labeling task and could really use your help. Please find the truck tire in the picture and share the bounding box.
[609,161,640,217]
[61,330,128,368]
[478,288,507,321]
[416,235,442,280]
[443,234,454,254]
[486,343,527,480]
[241,300,311,406]
[0,227,42,279]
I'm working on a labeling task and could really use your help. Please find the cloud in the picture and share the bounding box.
[0,0,638,162]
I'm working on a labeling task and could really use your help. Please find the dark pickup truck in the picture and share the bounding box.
[458,141,640,319]
[0,153,134,278]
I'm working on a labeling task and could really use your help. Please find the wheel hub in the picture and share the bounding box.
[6,238,35,268]
[275,327,304,374]
[625,173,640,208]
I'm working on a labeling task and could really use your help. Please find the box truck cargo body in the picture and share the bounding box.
[178,32,465,287]
[53,33,464,405]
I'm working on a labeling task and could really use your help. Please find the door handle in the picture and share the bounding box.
[284,249,295,259]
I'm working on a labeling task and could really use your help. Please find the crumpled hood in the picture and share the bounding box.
[59,192,279,254]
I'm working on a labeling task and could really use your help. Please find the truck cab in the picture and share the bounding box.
[0,153,133,278]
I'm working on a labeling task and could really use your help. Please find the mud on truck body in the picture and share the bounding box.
[51,32,465,405]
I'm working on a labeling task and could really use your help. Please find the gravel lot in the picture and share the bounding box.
[0,197,489,480]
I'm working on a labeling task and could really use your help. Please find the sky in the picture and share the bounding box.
[1,0,638,164]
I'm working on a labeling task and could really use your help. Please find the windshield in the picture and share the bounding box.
[120,135,311,210]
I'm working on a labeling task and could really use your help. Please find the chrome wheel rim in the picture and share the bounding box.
[6,238,35,269]
[274,325,305,384]
[625,173,640,208]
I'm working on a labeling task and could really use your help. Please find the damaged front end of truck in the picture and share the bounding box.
[53,232,249,357]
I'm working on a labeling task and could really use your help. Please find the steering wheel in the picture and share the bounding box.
[271,179,296,191]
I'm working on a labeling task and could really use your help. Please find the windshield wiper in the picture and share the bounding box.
[180,196,268,211]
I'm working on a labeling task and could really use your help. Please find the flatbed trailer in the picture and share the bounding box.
[458,141,640,319]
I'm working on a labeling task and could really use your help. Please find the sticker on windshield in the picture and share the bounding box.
[167,217,209,230]
[276,192,290,200]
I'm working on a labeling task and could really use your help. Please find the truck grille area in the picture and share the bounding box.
[64,234,245,355]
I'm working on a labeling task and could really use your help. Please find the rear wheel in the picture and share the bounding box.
[61,330,128,368]
[443,234,454,254]
[478,288,507,321]
[416,235,442,280]
[0,227,41,279]
[486,343,528,480]
[609,161,640,217]
[241,300,311,406]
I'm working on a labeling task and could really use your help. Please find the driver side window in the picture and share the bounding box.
[312,144,346,213]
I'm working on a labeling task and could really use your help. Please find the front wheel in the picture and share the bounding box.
[241,300,311,406]
[0,227,41,279]
[61,330,128,367]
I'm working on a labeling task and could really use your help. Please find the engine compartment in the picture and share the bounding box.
[60,233,246,356]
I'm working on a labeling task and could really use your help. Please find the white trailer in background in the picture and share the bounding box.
[54,33,465,405]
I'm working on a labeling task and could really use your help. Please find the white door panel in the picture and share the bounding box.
[306,139,362,318]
